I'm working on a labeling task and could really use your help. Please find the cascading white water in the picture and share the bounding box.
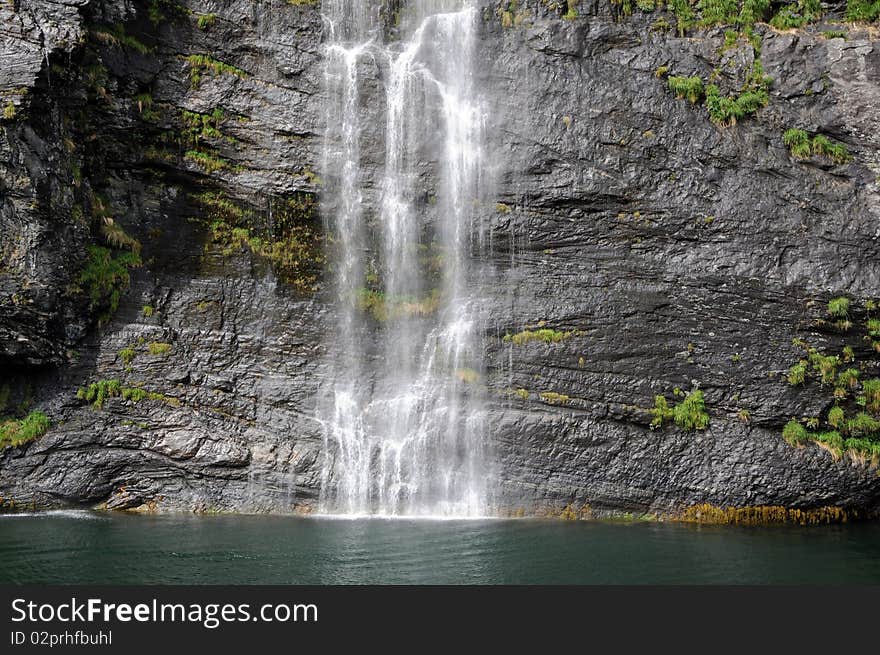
[318,0,490,517]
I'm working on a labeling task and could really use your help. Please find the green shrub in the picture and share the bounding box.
[810,135,851,164]
[770,0,822,28]
[76,379,122,408]
[846,0,880,21]
[846,412,880,437]
[843,437,880,458]
[697,0,739,26]
[836,368,860,392]
[200,192,324,294]
[782,419,808,445]
[828,405,845,428]
[862,379,880,413]
[787,361,807,385]
[783,128,811,158]
[540,391,570,405]
[668,76,704,104]
[739,0,770,23]
[705,85,744,126]
[784,131,850,163]
[0,411,51,448]
[808,351,838,386]
[121,387,148,402]
[669,0,696,34]
[673,390,710,431]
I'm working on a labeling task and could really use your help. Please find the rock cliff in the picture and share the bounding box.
[1,0,878,517]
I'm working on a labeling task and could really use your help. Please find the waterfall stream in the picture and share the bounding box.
[318,0,490,517]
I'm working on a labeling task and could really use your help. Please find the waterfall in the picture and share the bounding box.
[318,0,490,517]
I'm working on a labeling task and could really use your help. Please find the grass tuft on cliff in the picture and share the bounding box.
[0,411,51,449]
[651,390,710,431]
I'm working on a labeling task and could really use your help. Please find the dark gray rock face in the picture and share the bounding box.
[1,0,878,516]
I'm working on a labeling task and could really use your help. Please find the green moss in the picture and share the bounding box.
[0,411,51,449]
[119,347,136,365]
[180,108,228,146]
[3,102,15,120]
[76,379,177,409]
[355,288,441,322]
[142,305,154,317]
[196,13,217,30]
[503,328,577,346]
[836,368,860,394]
[845,0,879,21]
[198,192,324,293]
[147,342,172,356]
[540,391,570,405]
[186,54,247,88]
[92,25,152,55]
[184,149,234,173]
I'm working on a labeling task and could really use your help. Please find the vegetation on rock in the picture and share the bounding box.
[651,389,710,431]
[196,191,324,293]
[782,298,880,463]
[0,411,50,449]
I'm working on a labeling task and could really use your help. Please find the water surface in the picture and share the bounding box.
[1,512,878,584]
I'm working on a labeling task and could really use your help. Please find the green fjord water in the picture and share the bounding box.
[1,512,879,584]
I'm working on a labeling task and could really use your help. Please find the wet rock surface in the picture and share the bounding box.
[1,0,879,516]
